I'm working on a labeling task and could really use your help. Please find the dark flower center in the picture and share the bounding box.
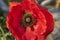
[21,13,36,27]
[25,17,31,23]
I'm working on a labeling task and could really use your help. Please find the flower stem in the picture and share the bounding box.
[0,26,6,40]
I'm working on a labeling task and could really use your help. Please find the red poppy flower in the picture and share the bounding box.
[6,0,54,40]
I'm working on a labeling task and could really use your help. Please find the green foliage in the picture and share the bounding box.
[0,8,15,40]
[3,0,10,6]
[0,8,4,16]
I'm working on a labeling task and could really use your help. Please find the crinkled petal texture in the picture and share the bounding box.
[6,0,54,40]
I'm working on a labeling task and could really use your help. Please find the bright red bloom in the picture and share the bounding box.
[6,0,54,40]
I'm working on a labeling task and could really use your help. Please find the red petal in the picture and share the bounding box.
[37,5,54,37]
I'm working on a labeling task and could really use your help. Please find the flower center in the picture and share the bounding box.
[25,17,31,23]
[21,13,36,27]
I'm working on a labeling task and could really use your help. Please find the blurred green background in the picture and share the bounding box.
[0,0,60,40]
